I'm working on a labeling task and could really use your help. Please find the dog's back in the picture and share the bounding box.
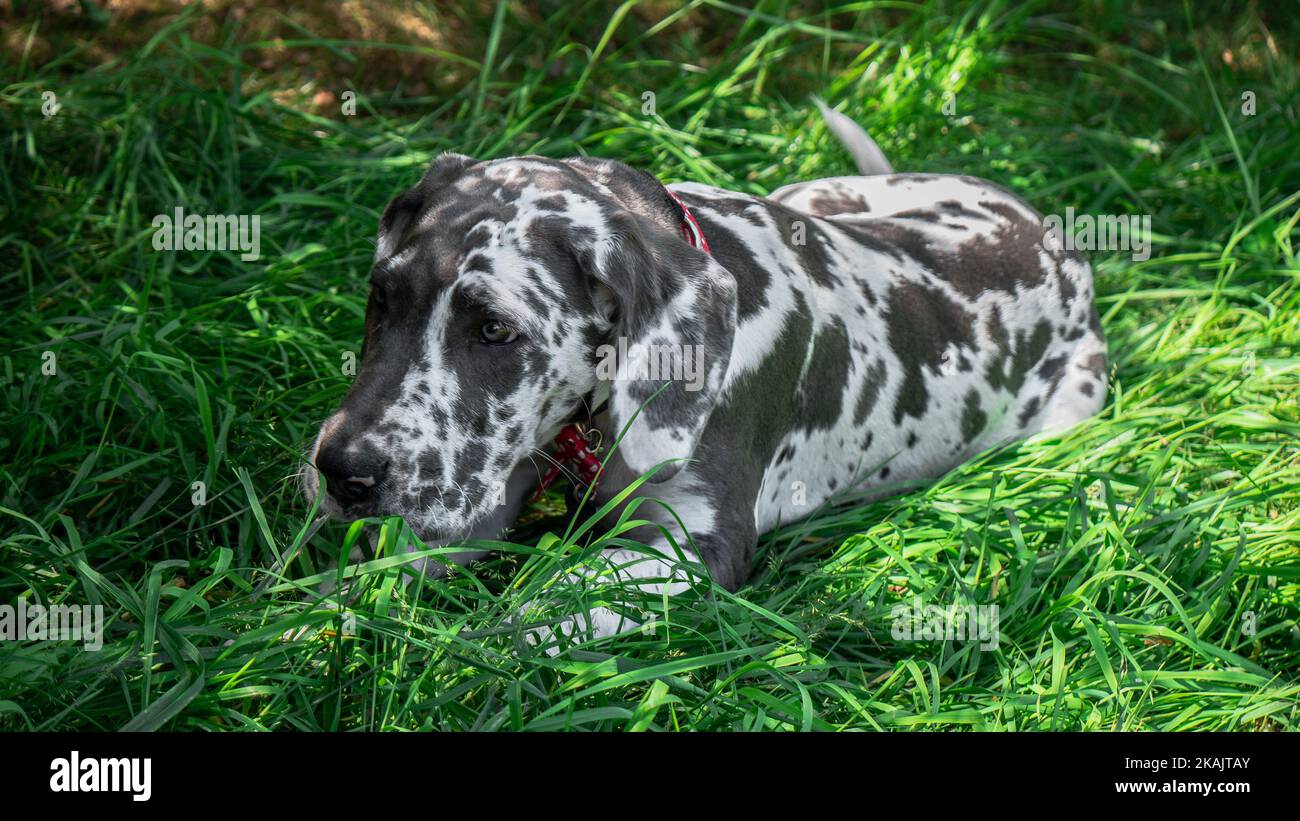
[658,119,1106,539]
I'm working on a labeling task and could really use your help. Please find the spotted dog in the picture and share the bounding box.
[304,107,1107,648]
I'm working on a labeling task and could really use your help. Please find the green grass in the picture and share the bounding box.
[2,0,1298,731]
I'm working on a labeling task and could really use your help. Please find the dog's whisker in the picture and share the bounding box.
[530,447,582,486]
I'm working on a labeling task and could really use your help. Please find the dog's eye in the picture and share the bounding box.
[370,282,387,309]
[479,319,519,345]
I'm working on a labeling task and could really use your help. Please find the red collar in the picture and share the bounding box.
[533,422,604,501]
[667,190,710,253]
[533,191,709,501]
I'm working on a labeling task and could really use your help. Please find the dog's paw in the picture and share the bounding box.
[517,603,639,656]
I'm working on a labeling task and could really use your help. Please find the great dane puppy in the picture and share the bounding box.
[303,107,1107,648]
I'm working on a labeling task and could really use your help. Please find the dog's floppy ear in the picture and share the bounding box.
[376,152,478,259]
[565,158,737,482]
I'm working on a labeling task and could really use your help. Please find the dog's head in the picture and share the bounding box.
[303,152,737,545]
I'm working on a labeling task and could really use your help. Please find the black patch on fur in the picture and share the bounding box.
[960,389,986,443]
[886,280,976,423]
[987,318,1053,395]
[1017,397,1041,428]
[795,318,851,430]
[853,357,887,425]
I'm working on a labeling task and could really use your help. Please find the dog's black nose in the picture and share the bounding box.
[315,437,388,506]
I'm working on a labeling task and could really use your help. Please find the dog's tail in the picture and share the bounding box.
[813,97,893,176]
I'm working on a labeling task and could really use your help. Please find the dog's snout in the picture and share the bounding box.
[315,436,389,506]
